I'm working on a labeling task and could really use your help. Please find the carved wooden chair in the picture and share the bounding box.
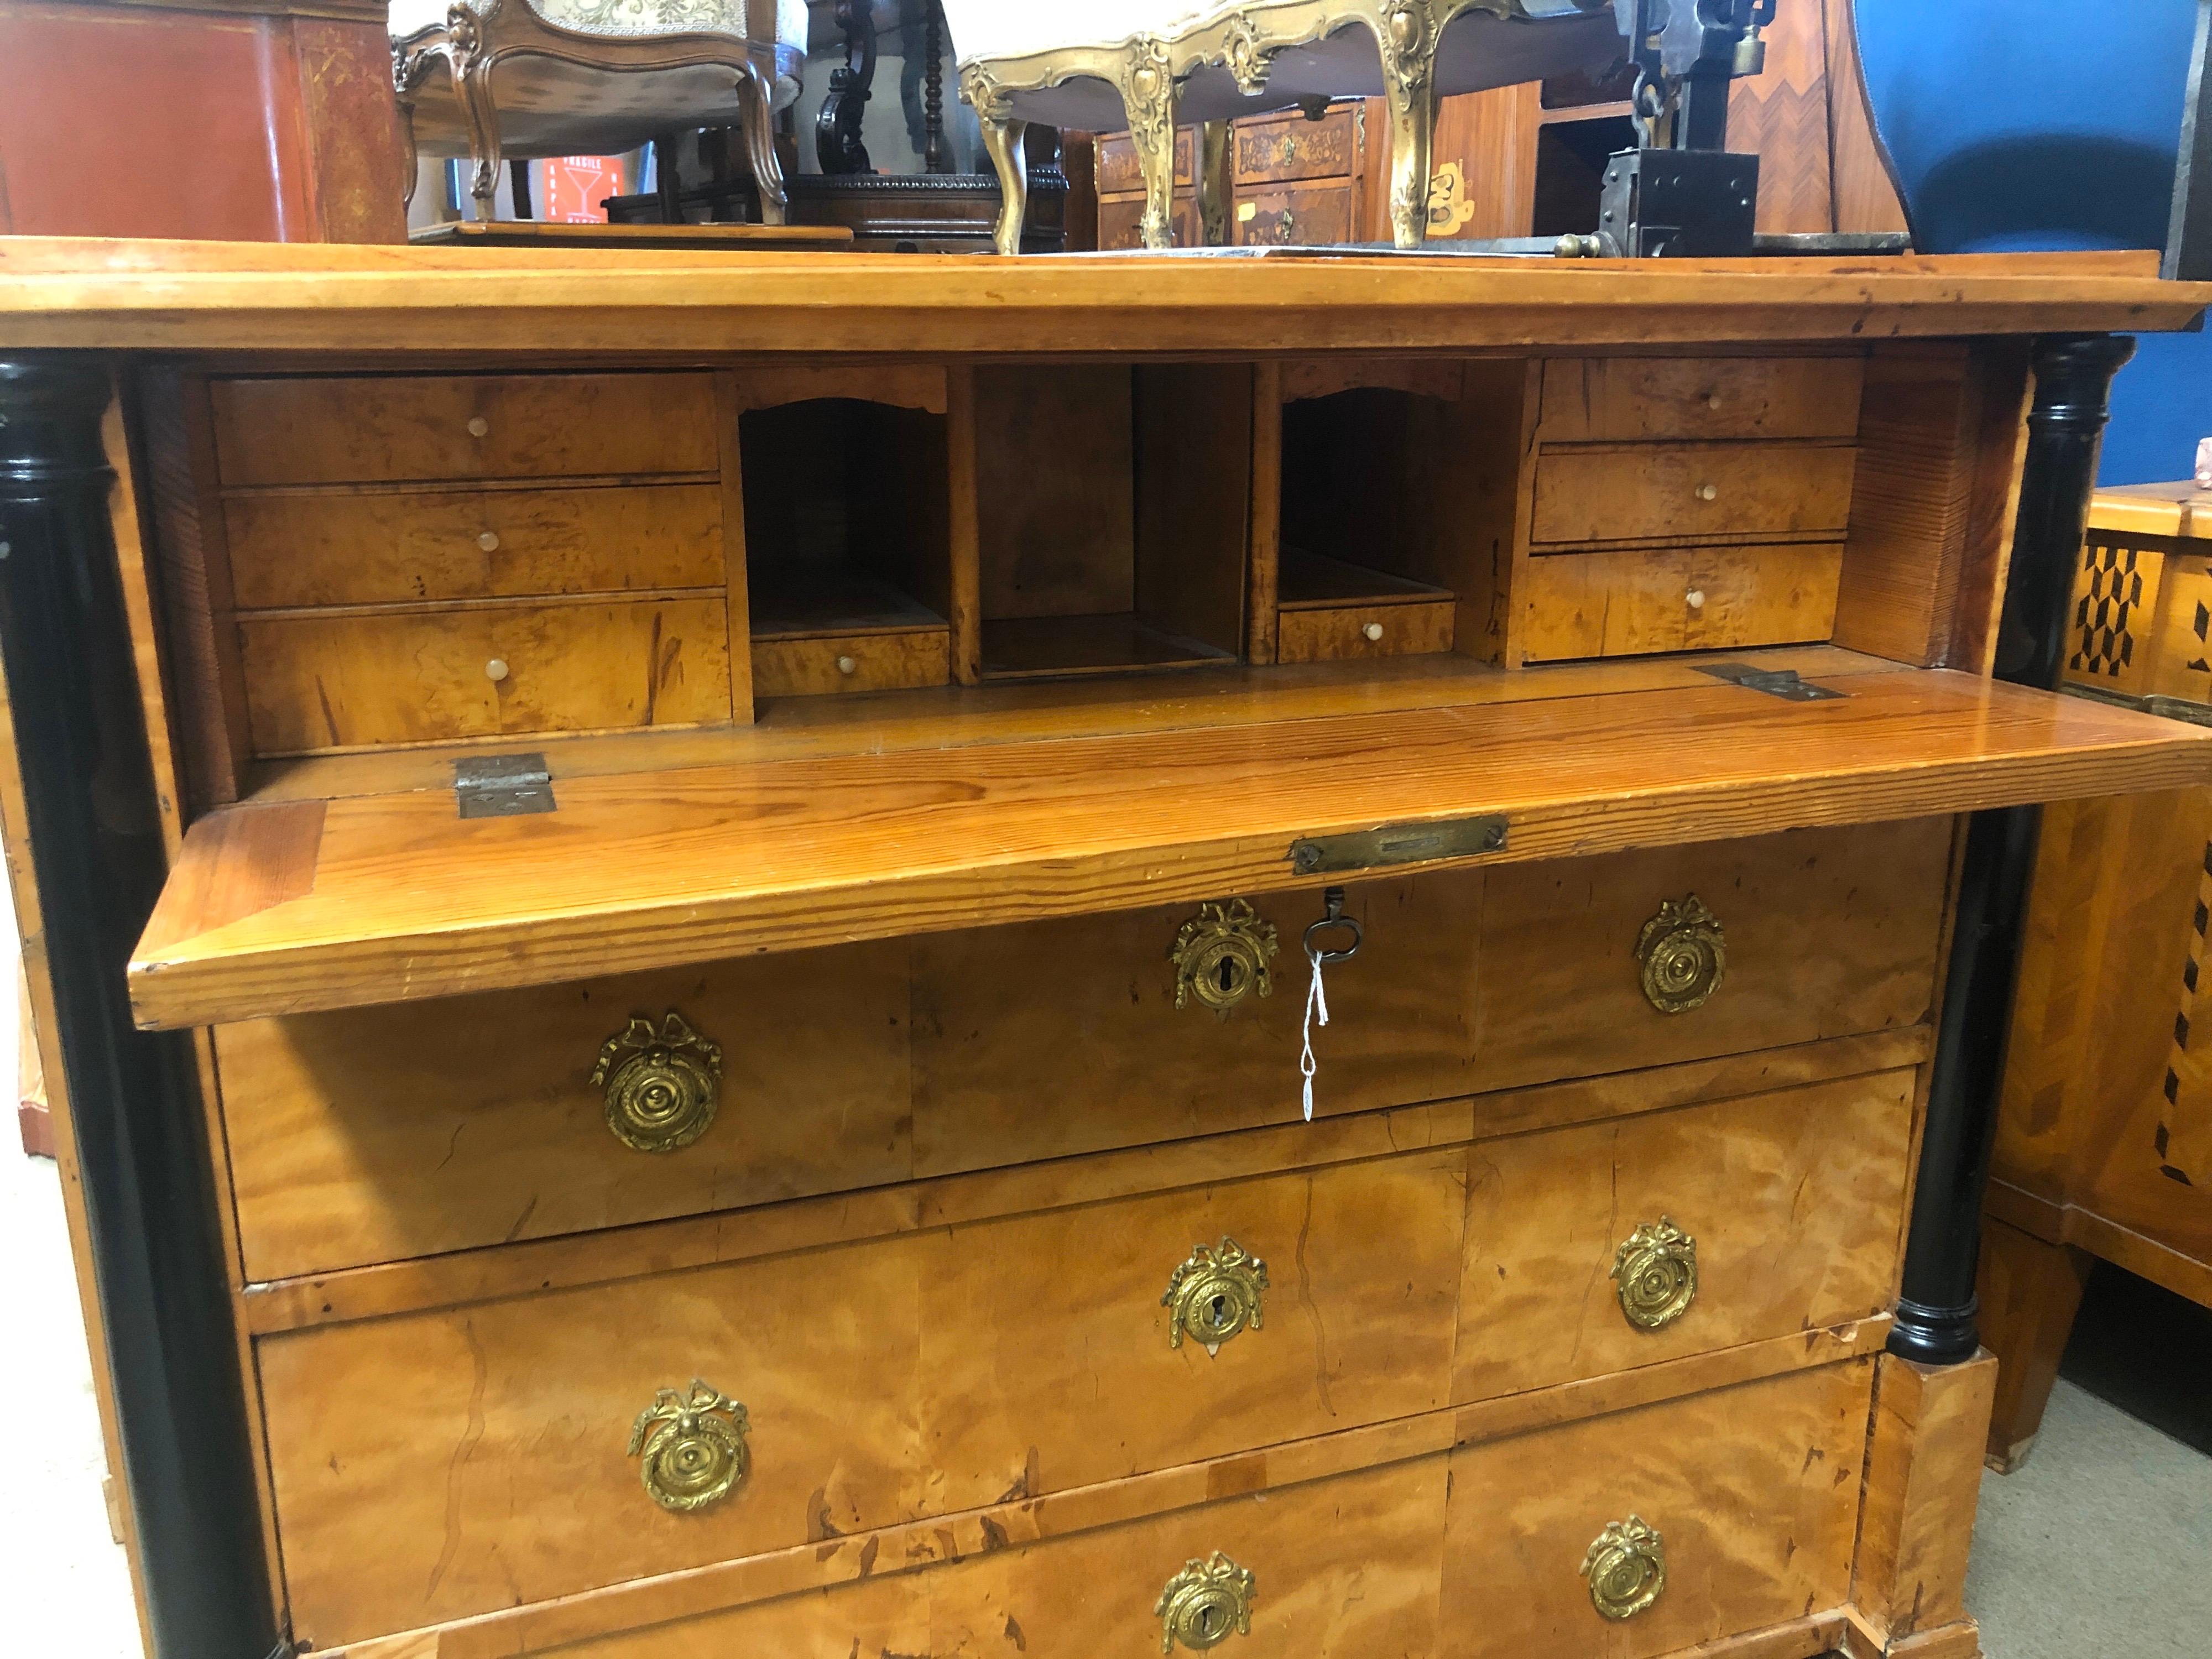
[944,0,1625,254]
[391,0,808,222]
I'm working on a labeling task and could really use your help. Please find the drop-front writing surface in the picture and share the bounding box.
[9,240,2208,1658]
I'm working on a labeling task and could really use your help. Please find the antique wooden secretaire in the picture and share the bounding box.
[2,240,2209,1659]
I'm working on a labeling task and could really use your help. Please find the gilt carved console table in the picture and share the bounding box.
[0,240,2205,1659]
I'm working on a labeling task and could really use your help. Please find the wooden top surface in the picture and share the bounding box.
[2090,481,2212,540]
[408,222,855,251]
[0,240,2204,356]
[128,654,2212,1029]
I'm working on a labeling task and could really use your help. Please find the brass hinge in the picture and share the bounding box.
[1287,813,1508,876]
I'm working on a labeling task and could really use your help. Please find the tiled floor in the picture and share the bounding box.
[4,885,2209,1657]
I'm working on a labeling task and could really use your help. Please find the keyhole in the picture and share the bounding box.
[1217,957,1240,994]
[1197,1604,1224,1639]
[1207,1292,1228,1328]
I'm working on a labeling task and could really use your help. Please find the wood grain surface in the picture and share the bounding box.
[222,483,724,609]
[128,669,2212,1028]
[0,242,2201,354]
[210,373,717,487]
[1530,442,1858,547]
[1439,1360,1872,1658]
[1851,1353,1999,1645]
[1520,543,1843,661]
[1538,356,1865,444]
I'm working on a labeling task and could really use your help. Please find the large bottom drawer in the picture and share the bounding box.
[495,1360,1872,1658]
[260,1070,1910,1645]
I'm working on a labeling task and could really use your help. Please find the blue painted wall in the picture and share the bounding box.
[1854,0,2209,483]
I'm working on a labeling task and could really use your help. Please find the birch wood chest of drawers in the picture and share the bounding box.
[3,242,2210,1659]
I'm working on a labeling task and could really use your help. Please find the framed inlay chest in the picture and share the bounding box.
[1,240,2209,1659]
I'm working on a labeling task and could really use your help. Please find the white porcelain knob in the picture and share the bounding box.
[836,654,858,675]
[1362,622,1385,641]
[1695,483,1718,502]
[1685,589,1706,610]
[477,530,500,552]
[466,415,489,438]
[485,658,510,682]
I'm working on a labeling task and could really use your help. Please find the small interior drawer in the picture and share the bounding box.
[1277,598,1455,662]
[1530,442,1858,546]
[1520,542,1843,662]
[752,627,950,696]
[238,596,732,753]
[1540,356,1867,443]
[210,372,718,487]
[1233,106,1358,184]
[223,482,724,608]
[1235,180,1353,246]
[1099,195,1198,249]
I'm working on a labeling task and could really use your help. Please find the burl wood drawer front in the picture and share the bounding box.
[1540,357,1867,444]
[237,596,731,753]
[751,627,950,696]
[1453,1072,1913,1404]
[216,946,911,1282]
[1236,181,1353,246]
[258,1235,928,1646]
[209,372,718,487]
[1475,816,1949,1091]
[1234,107,1358,184]
[537,1458,1446,1658]
[222,483,726,609]
[911,872,1485,1175]
[1275,597,1455,662]
[1519,542,1844,662]
[1530,442,1858,546]
[1439,1360,1870,1656]
[924,1152,1465,1510]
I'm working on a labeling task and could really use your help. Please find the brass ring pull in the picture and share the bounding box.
[1582,1515,1667,1620]
[1612,1216,1698,1331]
[1172,899,1280,1017]
[1163,1237,1268,1355]
[628,1379,750,1514]
[1156,1552,1256,1651]
[1635,895,1726,1013]
[593,1011,723,1153]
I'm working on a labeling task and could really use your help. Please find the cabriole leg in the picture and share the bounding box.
[978,114,1029,256]
[737,61,789,226]
[1119,36,1180,249]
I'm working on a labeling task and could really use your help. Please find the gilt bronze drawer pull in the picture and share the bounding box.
[1163,1237,1267,1355]
[593,1011,724,1153]
[1612,1217,1699,1331]
[1171,899,1279,1016]
[1582,1515,1666,1620]
[628,1379,750,1514]
[1636,894,1726,1013]
[1156,1551,1256,1651]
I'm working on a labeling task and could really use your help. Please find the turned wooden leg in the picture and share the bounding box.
[1198,119,1231,246]
[1118,36,1179,249]
[977,114,1027,257]
[1976,1215,2091,1472]
[736,62,788,227]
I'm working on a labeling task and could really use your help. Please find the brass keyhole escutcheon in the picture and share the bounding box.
[1612,1217,1698,1331]
[1163,1238,1268,1355]
[1155,1551,1256,1651]
[1635,894,1726,1014]
[593,1011,724,1153]
[1171,899,1280,1018]
[1582,1515,1667,1620]
[628,1379,750,1514]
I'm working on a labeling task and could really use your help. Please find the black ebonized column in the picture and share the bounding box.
[1888,333,2137,1366]
[0,358,281,1657]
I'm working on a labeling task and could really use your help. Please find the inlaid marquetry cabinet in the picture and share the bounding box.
[2,242,2209,1659]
